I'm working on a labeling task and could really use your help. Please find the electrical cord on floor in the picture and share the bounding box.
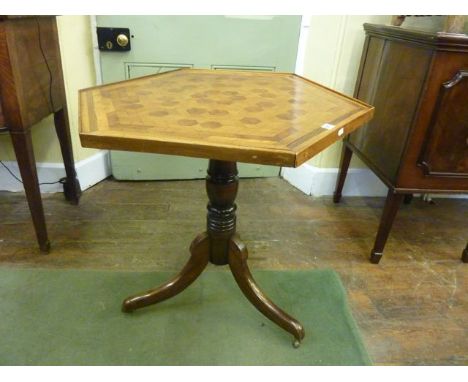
[0,160,65,186]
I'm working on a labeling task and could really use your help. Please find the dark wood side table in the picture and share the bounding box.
[79,68,373,346]
[0,16,81,252]
[333,23,468,264]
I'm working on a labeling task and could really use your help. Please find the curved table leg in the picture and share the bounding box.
[122,232,210,312]
[228,235,305,347]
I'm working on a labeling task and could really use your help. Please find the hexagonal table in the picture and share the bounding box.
[79,69,374,347]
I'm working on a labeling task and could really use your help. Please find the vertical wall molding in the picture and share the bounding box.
[90,15,103,86]
[330,15,348,89]
[294,16,311,75]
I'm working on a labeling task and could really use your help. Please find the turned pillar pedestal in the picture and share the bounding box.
[121,160,305,347]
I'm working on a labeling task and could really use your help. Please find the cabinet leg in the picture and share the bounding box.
[54,108,81,205]
[333,143,353,203]
[370,189,404,264]
[10,130,50,252]
[462,243,468,263]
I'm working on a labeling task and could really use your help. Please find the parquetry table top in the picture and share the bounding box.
[79,69,374,167]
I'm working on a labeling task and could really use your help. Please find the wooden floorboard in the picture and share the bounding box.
[0,177,467,365]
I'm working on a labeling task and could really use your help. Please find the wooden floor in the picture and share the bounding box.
[0,177,466,365]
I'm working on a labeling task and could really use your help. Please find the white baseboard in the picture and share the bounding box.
[281,163,468,199]
[2,153,465,199]
[281,163,387,197]
[0,150,111,193]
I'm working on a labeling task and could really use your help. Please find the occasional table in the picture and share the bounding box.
[79,69,373,346]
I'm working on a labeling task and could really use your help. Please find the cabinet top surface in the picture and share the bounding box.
[79,69,373,167]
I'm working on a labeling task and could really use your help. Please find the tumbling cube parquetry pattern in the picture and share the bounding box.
[79,69,373,167]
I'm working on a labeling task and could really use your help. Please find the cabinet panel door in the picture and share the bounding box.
[349,37,432,183]
[419,70,468,177]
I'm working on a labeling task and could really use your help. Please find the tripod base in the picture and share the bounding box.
[122,160,304,347]
[122,232,305,347]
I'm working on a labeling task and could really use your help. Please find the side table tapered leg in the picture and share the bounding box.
[333,143,353,203]
[54,108,82,205]
[10,129,50,252]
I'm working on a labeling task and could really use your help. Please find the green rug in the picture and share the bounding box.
[0,268,371,365]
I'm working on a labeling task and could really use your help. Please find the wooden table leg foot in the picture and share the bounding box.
[40,240,51,253]
[370,250,382,264]
[228,235,305,344]
[122,232,210,312]
[62,177,82,206]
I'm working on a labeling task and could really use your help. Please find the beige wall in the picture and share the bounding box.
[0,15,98,163]
[302,15,391,168]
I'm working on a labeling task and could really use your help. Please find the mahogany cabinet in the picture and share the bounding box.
[334,23,468,264]
[0,16,81,252]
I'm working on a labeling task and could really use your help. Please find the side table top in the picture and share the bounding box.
[79,69,373,167]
